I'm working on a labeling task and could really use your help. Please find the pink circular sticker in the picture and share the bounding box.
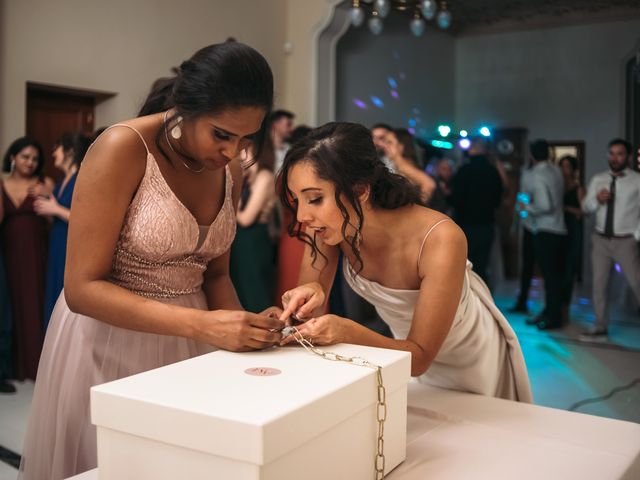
[244,367,282,376]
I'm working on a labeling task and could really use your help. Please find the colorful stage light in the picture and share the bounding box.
[431,139,453,149]
[437,125,451,137]
[370,96,384,108]
[353,99,367,109]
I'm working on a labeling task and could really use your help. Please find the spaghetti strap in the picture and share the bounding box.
[89,123,151,155]
[417,218,452,273]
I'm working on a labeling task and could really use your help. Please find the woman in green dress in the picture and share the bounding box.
[230,134,277,312]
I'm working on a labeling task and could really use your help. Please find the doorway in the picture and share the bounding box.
[548,141,586,186]
[26,82,115,182]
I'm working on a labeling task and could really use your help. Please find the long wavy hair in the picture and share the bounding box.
[278,122,422,273]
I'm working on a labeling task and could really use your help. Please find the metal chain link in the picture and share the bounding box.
[284,326,387,480]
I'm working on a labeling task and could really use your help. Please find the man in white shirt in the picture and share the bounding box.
[519,140,568,329]
[581,138,640,341]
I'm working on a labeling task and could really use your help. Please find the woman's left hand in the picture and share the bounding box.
[34,196,60,217]
[260,306,284,319]
[280,314,351,346]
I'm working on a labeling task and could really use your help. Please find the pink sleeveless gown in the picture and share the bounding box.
[18,125,236,480]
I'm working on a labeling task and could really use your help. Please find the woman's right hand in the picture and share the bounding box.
[195,310,284,352]
[280,282,325,323]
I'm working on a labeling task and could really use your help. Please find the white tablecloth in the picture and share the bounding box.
[67,382,640,480]
[389,383,640,479]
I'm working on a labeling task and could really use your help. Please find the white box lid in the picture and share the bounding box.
[91,344,411,465]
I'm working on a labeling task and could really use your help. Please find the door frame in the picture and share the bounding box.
[547,140,586,186]
[26,82,116,181]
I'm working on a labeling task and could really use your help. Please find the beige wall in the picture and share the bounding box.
[0,0,339,151]
[282,0,337,126]
[0,0,293,150]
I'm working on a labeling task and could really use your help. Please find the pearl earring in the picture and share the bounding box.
[171,116,183,140]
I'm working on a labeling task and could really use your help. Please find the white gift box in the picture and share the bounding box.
[91,344,411,480]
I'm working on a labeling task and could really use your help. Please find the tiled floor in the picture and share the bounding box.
[0,280,638,480]
[0,382,32,480]
[494,282,640,423]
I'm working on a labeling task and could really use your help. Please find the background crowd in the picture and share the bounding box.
[0,109,639,394]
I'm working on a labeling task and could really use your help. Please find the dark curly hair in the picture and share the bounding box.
[278,122,422,274]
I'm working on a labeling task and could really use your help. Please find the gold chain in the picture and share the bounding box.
[285,327,387,480]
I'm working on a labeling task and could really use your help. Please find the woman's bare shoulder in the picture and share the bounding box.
[415,209,466,253]
[416,215,466,279]
[77,121,157,197]
[83,121,157,173]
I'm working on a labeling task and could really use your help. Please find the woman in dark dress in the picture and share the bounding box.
[0,137,53,380]
[230,134,277,312]
[0,238,14,393]
[559,155,585,318]
[35,133,90,328]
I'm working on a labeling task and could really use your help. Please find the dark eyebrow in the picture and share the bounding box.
[211,125,238,137]
[211,124,260,139]
[301,187,322,193]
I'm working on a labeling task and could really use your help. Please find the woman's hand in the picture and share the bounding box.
[34,195,61,217]
[280,282,325,323]
[280,314,351,346]
[260,305,284,318]
[195,310,284,352]
[28,182,50,198]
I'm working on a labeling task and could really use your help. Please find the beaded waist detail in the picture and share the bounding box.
[109,246,208,298]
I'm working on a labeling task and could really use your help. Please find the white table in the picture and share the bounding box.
[67,382,640,480]
[389,383,640,479]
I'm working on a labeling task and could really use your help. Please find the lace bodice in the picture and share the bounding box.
[106,125,236,298]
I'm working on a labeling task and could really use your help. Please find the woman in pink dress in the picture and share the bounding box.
[19,42,283,480]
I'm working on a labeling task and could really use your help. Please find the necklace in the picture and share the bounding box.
[163,111,205,174]
[283,326,387,479]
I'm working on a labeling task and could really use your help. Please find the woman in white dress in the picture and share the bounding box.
[279,122,531,402]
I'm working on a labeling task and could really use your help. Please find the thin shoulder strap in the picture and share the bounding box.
[90,123,151,155]
[417,218,452,274]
